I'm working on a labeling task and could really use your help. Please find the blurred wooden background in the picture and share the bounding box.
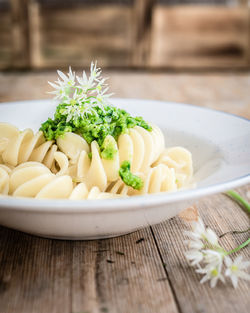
[0,0,249,70]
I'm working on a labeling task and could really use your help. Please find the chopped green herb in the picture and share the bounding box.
[119,161,144,190]
[88,152,92,159]
[100,136,117,160]
[40,105,151,148]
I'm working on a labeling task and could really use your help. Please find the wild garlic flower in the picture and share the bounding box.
[225,255,250,288]
[184,216,250,289]
[48,62,113,122]
[196,263,225,288]
[185,249,204,266]
[203,249,223,267]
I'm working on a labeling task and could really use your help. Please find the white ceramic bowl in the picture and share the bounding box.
[0,99,249,240]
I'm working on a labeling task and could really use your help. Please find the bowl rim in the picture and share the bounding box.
[0,98,249,213]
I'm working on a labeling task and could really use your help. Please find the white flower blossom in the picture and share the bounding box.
[196,263,225,288]
[47,62,113,123]
[48,66,76,102]
[185,249,204,266]
[225,255,250,288]
[184,216,250,289]
[184,239,204,250]
[203,249,223,267]
[191,217,206,239]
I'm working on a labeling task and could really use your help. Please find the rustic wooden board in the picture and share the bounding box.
[1,2,250,69]
[0,227,179,313]
[32,5,134,68]
[0,9,12,69]
[152,185,250,313]
[150,6,250,69]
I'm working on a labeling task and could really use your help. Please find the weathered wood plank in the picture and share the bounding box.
[9,0,30,68]
[0,8,12,69]
[151,185,250,313]
[150,6,249,69]
[132,0,155,66]
[0,228,72,313]
[71,229,178,313]
[31,4,134,68]
[0,227,179,313]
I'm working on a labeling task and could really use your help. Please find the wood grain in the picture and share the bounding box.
[150,6,249,69]
[0,8,12,70]
[151,186,250,313]
[33,4,134,68]
[1,2,250,69]
[0,227,179,313]
[10,0,30,68]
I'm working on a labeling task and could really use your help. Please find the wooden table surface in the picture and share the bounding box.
[0,71,249,313]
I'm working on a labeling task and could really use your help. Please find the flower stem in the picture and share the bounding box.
[226,190,250,214]
[219,227,250,238]
[226,237,250,255]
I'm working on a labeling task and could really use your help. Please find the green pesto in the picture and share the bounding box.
[40,104,152,156]
[88,152,92,159]
[100,136,118,160]
[119,161,144,190]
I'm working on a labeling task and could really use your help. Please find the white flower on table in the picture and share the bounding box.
[204,227,219,246]
[185,218,219,246]
[196,263,225,288]
[185,249,204,266]
[225,255,250,288]
[203,249,223,267]
[183,216,250,289]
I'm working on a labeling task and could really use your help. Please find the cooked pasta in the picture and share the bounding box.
[0,64,195,200]
[0,123,73,178]
[118,124,165,173]
[106,164,177,196]
[2,161,124,200]
[153,147,193,188]
[54,124,165,191]
[70,184,126,200]
[0,123,194,199]
[9,162,73,199]
[0,165,10,195]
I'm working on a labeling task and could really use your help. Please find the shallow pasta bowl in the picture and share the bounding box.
[0,98,249,240]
